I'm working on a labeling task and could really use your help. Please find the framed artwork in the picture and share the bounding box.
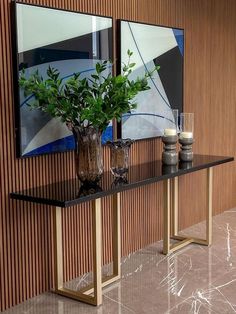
[12,2,113,157]
[119,20,184,140]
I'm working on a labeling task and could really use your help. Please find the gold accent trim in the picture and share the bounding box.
[81,274,120,295]
[171,235,208,246]
[112,193,121,278]
[207,168,213,245]
[169,238,193,252]
[55,287,97,305]
[172,177,179,236]
[53,207,63,290]
[163,179,171,255]
[92,198,102,305]
[53,194,121,306]
[163,168,213,255]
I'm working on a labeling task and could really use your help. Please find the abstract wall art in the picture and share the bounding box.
[13,2,113,157]
[119,20,184,140]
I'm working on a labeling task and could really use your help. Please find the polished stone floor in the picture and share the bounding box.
[3,208,236,314]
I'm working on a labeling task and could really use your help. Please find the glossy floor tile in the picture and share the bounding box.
[3,208,236,314]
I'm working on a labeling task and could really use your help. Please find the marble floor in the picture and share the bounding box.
[3,208,236,314]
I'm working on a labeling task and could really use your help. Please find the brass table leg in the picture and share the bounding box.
[112,193,121,278]
[54,206,63,291]
[53,193,121,306]
[206,168,213,245]
[171,177,179,237]
[163,179,171,255]
[163,168,213,255]
[81,193,121,295]
[92,198,103,305]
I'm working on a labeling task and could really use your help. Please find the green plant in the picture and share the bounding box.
[19,50,159,132]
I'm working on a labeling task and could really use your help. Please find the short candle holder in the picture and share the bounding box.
[179,136,194,162]
[162,135,178,166]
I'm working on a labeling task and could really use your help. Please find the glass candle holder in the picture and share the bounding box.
[179,112,194,138]
[162,109,179,165]
[179,113,194,161]
[107,139,134,178]
[163,109,179,136]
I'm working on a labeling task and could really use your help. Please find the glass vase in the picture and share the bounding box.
[73,126,103,184]
[107,139,134,178]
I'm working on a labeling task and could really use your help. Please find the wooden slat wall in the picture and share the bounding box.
[0,0,235,311]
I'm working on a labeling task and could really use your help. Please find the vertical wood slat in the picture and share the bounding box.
[0,0,236,311]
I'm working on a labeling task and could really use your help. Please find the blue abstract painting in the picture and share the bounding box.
[15,3,113,157]
[120,21,184,140]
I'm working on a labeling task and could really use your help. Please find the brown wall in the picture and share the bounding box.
[0,0,236,311]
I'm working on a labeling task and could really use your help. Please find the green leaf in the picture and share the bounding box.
[91,74,99,80]
[129,63,136,68]
[96,62,101,74]
[127,49,133,57]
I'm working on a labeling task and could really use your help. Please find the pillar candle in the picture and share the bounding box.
[180,131,193,139]
[164,128,177,136]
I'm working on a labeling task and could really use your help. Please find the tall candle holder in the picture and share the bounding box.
[162,109,178,165]
[179,113,194,162]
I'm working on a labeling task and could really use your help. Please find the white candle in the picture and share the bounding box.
[180,131,193,139]
[164,128,177,136]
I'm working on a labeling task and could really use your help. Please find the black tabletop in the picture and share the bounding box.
[10,155,234,207]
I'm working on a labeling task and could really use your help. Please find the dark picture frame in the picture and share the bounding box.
[12,1,113,157]
[117,20,184,140]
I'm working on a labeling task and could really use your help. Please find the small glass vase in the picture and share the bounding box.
[107,139,134,178]
[72,126,103,184]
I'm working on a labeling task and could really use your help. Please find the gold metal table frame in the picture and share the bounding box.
[53,193,121,306]
[163,168,213,255]
[52,168,213,306]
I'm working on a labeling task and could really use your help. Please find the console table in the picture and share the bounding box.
[10,155,234,306]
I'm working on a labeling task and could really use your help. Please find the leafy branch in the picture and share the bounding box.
[19,50,159,132]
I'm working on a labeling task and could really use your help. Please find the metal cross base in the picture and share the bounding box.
[163,168,213,255]
[53,193,121,306]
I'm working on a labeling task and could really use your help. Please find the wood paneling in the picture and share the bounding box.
[0,0,235,311]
